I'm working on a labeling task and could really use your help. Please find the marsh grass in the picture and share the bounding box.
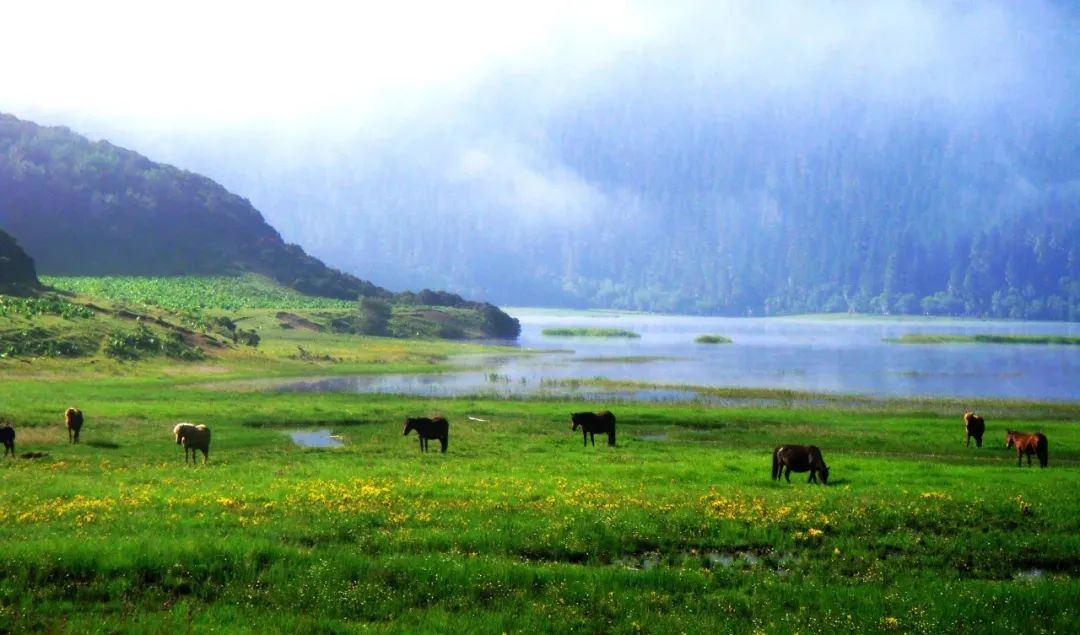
[541,327,641,338]
[888,333,1080,346]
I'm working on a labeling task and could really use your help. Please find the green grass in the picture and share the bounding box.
[1,284,1078,632]
[541,327,641,338]
[43,274,355,311]
[888,333,1080,346]
[695,334,733,344]
[0,362,1077,632]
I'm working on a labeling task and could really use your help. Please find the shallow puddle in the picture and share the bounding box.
[288,429,343,448]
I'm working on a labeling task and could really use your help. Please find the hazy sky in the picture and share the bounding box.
[3,0,1075,279]
[4,0,1069,131]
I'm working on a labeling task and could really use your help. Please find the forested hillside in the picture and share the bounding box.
[0,114,519,338]
[218,103,1080,321]
[0,114,384,300]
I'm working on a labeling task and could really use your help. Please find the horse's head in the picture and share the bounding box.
[1005,431,1015,449]
[570,414,581,431]
[818,465,830,485]
[403,418,414,436]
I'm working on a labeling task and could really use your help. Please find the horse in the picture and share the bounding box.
[772,445,830,485]
[1005,430,1048,468]
[570,411,616,447]
[0,424,13,457]
[403,417,448,453]
[962,412,985,448]
[173,423,211,465]
[65,407,84,444]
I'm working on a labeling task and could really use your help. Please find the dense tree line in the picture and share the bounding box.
[276,101,1080,322]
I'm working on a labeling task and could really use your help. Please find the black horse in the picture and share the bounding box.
[0,424,13,457]
[403,417,448,453]
[772,444,829,485]
[571,411,616,447]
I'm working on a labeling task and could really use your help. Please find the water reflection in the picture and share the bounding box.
[272,312,1079,401]
[288,430,344,448]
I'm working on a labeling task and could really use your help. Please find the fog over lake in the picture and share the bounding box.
[270,310,1080,402]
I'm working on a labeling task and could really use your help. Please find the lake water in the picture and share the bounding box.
[271,311,1080,402]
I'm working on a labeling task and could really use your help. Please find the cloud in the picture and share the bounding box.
[444,141,612,226]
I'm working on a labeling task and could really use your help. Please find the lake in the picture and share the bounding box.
[271,310,1080,402]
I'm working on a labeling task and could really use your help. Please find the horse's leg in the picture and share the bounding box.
[784,467,791,483]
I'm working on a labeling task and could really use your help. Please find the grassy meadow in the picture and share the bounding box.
[1,278,1078,633]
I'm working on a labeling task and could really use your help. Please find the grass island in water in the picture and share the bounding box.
[695,334,733,344]
[888,333,1080,346]
[541,327,641,338]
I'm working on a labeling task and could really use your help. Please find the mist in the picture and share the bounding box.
[3,0,1078,313]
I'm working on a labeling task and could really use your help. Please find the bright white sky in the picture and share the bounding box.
[1,0,656,127]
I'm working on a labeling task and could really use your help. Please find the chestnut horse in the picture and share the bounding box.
[772,445,830,485]
[571,411,616,447]
[1005,430,1048,468]
[403,417,448,453]
[962,412,984,448]
[65,407,84,444]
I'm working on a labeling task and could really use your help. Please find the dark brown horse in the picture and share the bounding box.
[571,411,616,447]
[962,412,985,448]
[65,407,84,444]
[0,424,13,457]
[403,417,448,453]
[772,445,830,484]
[1005,430,1048,468]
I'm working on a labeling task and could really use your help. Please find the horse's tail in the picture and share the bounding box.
[608,429,616,447]
[771,448,780,480]
[440,436,448,454]
[1038,434,1048,467]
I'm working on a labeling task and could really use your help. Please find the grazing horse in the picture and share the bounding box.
[962,412,985,448]
[1005,430,1048,468]
[403,417,448,453]
[772,445,830,485]
[173,423,211,465]
[65,407,84,444]
[570,411,616,447]
[0,424,13,457]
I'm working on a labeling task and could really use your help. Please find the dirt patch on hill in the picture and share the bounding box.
[276,312,324,332]
[417,310,452,324]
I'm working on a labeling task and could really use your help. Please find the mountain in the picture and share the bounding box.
[0,113,386,300]
[0,114,519,338]
[0,228,39,294]
[169,103,1080,322]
